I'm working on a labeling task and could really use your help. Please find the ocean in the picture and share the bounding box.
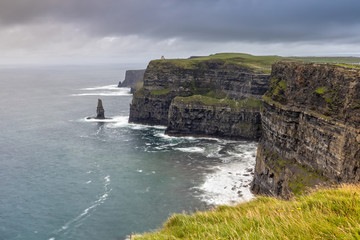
[0,64,257,240]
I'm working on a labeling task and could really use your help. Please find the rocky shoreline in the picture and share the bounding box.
[126,54,360,199]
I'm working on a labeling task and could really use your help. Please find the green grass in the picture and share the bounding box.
[315,87,327,95]
[174,95,262,109]
[291,56,360,64]
[334,63,360,69]
[149,53,360,75]
[150,88,171,96]
[150,53,284,74]
[264,77,287,104]
[134,184,360,240]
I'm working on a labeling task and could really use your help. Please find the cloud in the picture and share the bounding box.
[0,0,359,64]
[1,0,360,43]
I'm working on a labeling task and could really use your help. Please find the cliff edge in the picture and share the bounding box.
[252,61,360,198]
[129,53,275,139]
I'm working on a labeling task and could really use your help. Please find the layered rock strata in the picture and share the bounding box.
[166,96,262,140]
[129,59,270,129]
[252,62,360,198]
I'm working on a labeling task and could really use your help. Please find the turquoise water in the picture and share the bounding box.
[0,65,257,240]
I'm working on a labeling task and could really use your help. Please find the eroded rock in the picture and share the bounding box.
[251,62,360,198]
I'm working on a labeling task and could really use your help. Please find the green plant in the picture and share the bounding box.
[150,88,171,96]
[315,87,327,95]
[134,185,360,240]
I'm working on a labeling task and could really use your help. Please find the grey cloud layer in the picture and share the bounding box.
[0,0,359,43]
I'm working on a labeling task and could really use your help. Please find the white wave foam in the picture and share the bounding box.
[51,174,112,237]
[72,85,131,96]
[175,147,205,153]
[86,180,92,184]
[107,117,167,130]
[80,85,120,91]
[81,115,128,124]
[104,175,110,182]
[197,143,257,206]
[72,91,131,96]
[154,132,197,141]
[205,145,223,158]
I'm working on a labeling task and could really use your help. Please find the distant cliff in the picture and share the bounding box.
[252,62,360,198]
[118,69,145,93]
[129,54,273,139]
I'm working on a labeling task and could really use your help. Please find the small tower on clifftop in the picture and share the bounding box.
[161,56,165,60]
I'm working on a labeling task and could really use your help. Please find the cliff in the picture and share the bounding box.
[166,95,262,140]
[118,69,145,93]
[129,53,274,137]
[252,62,360,198]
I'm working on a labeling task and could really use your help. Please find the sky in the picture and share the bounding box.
[0,0,360,65]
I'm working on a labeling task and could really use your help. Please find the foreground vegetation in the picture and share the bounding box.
[134,185,360,239]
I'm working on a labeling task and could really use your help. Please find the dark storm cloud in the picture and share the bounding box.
[0,0,360,43]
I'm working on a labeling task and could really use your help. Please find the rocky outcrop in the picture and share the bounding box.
[166,96,262,140]
[96,99,105,119]
[87,98,112,120]
[252,62,360,198]
[129,88,177,125]
[129,58,270,127]
[118,69,145,93]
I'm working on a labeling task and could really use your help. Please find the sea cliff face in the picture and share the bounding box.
[118,69,145,93]
[252,62,360,198]
[129,56,270,138]
[166,96,262,140]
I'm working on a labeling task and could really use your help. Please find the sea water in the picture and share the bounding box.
[0,64,257,240]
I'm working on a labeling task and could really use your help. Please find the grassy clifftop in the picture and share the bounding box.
[134,185,360,239]
[149,53,283,74]
[148,53,360,75]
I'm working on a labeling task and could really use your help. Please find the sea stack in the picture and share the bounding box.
[96,99,105,119]
[87,98,110,120]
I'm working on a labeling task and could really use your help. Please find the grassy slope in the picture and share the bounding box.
[134,185,360,239]
[291,56,360,64]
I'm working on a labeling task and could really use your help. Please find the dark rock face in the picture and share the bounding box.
[96,99,105,119]
[129,89,177,125]
[118,69,145,93]
[87,98,111,120]
[252,62,360,198]
[142,61,269,99]
[166,98,262,140]
[129,60,270,126]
